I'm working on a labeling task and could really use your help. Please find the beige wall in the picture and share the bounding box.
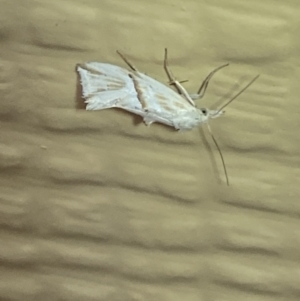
[0,1,300,300]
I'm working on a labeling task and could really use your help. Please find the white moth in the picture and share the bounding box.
[76,49,259,185]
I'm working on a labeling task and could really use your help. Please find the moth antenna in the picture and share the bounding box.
[164,51,188,88]
[217,75,260,113]
[196,63,229,98]
[163,48,195,106]
[164,48,176,85]
[164,49,184,92]
[179,79,189,84]
[164,50,188,85]
[116,50,137,71]
[206,123,229,186]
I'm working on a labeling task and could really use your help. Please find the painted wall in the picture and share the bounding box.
[0,1,299,300]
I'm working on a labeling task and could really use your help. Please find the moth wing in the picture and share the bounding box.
[131,72,206,130]
[76,62,201,129]
[134,72,196,116]
[76,62,144,115]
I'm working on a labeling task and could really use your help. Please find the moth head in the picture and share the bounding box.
[199,108,224,120]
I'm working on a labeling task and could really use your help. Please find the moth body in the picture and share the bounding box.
[76,49,259,185]
[77,60,221,130]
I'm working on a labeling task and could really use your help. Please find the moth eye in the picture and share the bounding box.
[200,108,207,115]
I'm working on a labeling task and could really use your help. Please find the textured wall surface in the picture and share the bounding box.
[1,1,300,300]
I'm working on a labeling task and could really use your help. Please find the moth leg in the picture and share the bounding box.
[189,63,229,100]
[143,111,173,127]
[163,48,196,107]
[143,115,155,126]
[116,51,138,71]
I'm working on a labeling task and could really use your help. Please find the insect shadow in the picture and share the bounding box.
[211,74,254,110]
[75,70,87,110]
[198,126,222,185]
